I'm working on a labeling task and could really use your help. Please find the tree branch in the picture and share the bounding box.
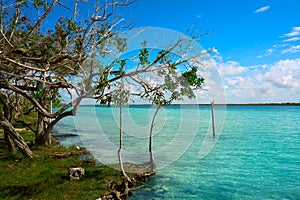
[21,0,58,44]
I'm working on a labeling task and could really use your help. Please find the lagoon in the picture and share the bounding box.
[55,105,300,199]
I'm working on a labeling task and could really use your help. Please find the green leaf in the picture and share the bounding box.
[182,66,204,88]
[139,48,150,65]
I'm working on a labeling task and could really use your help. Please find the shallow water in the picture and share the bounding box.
[55,106,300,199]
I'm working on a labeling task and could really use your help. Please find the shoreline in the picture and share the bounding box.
[54,133,155,200]
[0,129,153,199]
[75,103,300,107]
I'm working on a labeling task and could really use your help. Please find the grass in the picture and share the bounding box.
[0,111,150,199]
[0,130,123,200]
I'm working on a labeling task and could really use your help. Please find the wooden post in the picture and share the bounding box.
[211,99,216,138]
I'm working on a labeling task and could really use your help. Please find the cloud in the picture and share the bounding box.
[257,59,300,90]
[281,45,300,54]
[218,61,247,76]
[217,58,300,103]
[283,27,300,38]
[266,48,274,54]
[283,37,300,42]
[225,76,253,89]
[257,46,282,58]
[254,5,270,13]
[260,27,300,58]
[284,31,300,37]
[292,27,300,32]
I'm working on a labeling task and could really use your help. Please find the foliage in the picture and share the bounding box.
[117,47,205,106]
[0,141,121,199]
[0,0,135,151]
[0,0,208,158]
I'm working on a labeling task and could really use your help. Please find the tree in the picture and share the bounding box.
[93,33,208,172]
[98,44,206,193]
[121,48,205,172]
[111,81,131,198]
[0,91,36,158]
[0,0,211,167]
[0,0,134,156]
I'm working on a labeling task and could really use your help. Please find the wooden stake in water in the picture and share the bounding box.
[211,99,216,138]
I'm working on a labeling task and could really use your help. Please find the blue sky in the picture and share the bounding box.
[122,0,300,103]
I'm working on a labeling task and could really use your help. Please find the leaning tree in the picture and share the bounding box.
[0,0,134,157]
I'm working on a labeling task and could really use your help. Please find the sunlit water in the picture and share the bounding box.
[55,106,300,199]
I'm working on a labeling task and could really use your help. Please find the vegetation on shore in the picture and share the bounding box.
[0,129,126,199]
[0,108,154,199]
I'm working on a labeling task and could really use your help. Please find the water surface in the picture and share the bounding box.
[55,106,300,199]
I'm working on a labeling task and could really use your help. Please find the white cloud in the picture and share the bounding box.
[284,31,300,37]
[292,27,300,32]
[254,5,270,13]
[216,58,300,103]
[218,61,247,76]
[281,45,300,54]
[260,47,279,58]
[266,48,274,54]
[261,64,268,69]
[283,37,300,42]
[283,27,300,38]
[258,59,300,90]
[260,27,300,58]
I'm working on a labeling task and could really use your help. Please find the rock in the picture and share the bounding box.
[15,128,26,132]
[68,167,85,180]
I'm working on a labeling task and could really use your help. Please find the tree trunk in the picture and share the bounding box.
[118,104,131,182]
[0,115,36,158]
[43,116,51,145]
[35,112,51,145]
[39,118,55,146]
[0,92,17,153]
[4,131,17,154]
[35,112,44,144]
[5,108,17,153]
[35,97,84,146]
[118,104,131,199]
[149,105,161,172]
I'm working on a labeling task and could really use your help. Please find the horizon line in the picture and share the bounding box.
[74,102,300,106]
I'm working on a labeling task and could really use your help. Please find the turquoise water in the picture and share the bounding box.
[55,106,300,199]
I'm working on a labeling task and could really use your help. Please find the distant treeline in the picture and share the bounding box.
[218,103,300,106]
[76,102,300,107]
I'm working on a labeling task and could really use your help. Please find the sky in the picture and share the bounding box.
[122,0,300,103]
